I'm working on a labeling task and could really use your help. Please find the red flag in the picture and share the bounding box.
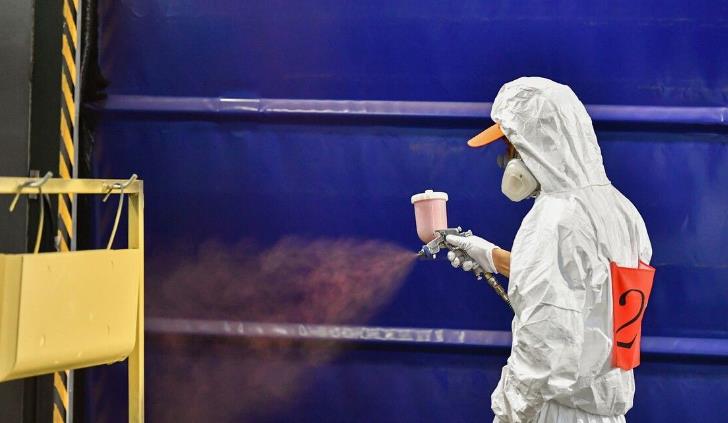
[611,261,655,370]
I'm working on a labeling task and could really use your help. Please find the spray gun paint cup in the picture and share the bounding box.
[411,190,449,243]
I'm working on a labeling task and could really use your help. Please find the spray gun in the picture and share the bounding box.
[417,227,512,310]
[411,190,512,311]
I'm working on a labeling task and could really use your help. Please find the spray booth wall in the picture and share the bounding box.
[86,1,728,421]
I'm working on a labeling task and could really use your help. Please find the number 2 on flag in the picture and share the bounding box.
[611,261,655,370]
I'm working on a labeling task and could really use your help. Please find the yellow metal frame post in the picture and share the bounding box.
[128,182,144,422]
[0,176,144,422]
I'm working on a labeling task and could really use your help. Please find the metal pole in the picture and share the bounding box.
[53,0,82,421]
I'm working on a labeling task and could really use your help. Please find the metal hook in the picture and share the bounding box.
[103,174,138,202]
[6,171,52,253]
[104,174,137,249]
[9,171,53,212]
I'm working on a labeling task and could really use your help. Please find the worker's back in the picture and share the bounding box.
[541,183,652,417]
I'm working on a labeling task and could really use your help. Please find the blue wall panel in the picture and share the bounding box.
[99,0,728,105]
[91,119,728,336]
[87,0,728,421]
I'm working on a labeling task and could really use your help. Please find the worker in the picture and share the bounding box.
[446,77,652,422]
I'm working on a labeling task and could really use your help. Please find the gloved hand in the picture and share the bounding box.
[445,234,499,275]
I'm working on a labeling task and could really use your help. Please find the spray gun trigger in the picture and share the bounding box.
[418,227,473,261]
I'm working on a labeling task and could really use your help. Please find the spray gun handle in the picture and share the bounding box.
[470,262,513,312]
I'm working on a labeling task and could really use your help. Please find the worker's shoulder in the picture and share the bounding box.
[515,195,595,255]
[525,194,587,229]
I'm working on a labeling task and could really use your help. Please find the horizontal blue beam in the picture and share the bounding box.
[146,317,513,349]
[146,317,728,359]
[90,95,728,126]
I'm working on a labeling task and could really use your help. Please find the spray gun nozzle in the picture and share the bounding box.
[417,245,436,260]
[417,228,463,260]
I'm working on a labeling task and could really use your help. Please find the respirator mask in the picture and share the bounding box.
[497,149,540,202]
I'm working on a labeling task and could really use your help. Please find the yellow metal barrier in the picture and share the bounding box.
[0,176,144,422]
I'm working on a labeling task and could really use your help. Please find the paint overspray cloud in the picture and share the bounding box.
[146,237,417,421]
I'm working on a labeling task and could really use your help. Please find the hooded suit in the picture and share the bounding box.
[489,77,652,422]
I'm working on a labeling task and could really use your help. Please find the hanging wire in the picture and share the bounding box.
[106,188,124,250]
[102,174,137,250]
[7,172,137,252]
[34,186,44,254]
[7,172,53,254]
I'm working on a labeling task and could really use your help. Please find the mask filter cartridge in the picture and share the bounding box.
[501,158,539,202]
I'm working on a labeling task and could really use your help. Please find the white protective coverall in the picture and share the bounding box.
[489,77,652,422]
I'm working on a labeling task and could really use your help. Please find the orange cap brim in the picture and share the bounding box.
[467,123,505,148]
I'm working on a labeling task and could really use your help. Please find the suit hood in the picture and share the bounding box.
[491,77,610,193]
